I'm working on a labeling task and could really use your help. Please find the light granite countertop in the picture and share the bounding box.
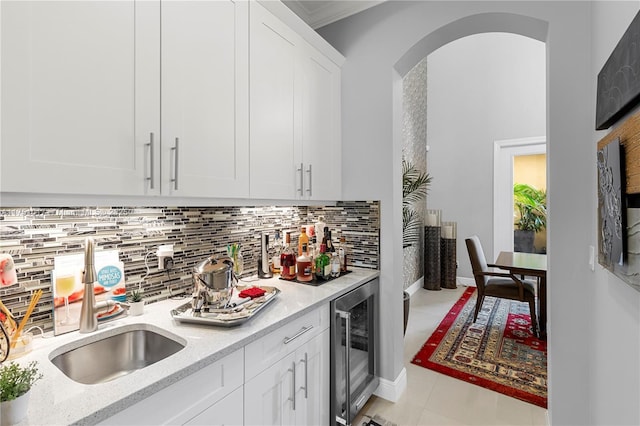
[13,267,379,425]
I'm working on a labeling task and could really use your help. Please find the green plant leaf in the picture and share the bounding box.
[513,183,547,232]
[0,361,42,402]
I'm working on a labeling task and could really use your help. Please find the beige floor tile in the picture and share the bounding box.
[359,285,548,426]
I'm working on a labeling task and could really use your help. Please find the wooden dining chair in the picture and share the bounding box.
[465,235,538,335]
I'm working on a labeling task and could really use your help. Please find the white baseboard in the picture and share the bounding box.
[457,276,475,287]
[374,367,407,403]
[405,277,423,296]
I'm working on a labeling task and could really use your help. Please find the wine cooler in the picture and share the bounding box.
[330,277,379,426]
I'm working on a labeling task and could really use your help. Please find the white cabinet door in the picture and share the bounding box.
[184,386,243,426]
[244,329,330,426]
[249,2,342,201]
[294,329,330,425]
[249,2,302,200]
[99,349,243,426]
[244,352,297,426]
[300,45,342,201]
[1,1,159,196]
[161,0,249,198]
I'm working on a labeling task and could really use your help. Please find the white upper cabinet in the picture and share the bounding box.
[161,1,249,198]
[249,2,300,200]
[299,44,341,201]
[1,1,160,196]
[1,0,249,198]
[1,0,338,202]
[249,1,342,201]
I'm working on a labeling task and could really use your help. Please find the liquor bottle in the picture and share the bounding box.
[315,244,331,280]
[280,232,296,280]
[296,251,313,282]
[338,236,347,272]
[330,252,341,278]
[298,227,309,256]
[309,235,317,274]
[315,216,326,246]
[271,230,283,274]
[323,227,335,253]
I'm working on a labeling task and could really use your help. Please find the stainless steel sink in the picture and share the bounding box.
[49,325,186,385]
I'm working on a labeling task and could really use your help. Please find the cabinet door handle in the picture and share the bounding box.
[290,361,296,411]
[297,163,304,196]
[300,352,308,399]
[171,137,179,190]
[306,164,312,196]
[283,325,313,344]
[146,133,155,189]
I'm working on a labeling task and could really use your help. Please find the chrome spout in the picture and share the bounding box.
[79,238,115,333]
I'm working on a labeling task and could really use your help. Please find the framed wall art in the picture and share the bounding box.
[595,11,640,130]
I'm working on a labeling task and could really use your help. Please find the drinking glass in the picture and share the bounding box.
[56,273,76,324]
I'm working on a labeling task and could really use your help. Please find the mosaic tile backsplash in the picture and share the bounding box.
[0,202,379,333]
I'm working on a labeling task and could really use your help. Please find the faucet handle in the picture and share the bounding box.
[83,237,97,284]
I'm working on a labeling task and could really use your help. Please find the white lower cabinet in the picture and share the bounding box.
[99,348,244,426]
[100,306,329,426]
[244,331,329,426]
[184,386,243,426]
[244,305,330,426]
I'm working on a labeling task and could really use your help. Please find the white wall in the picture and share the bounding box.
[319,1,594,424]
[590,2,640,425]
[426,33,546,278]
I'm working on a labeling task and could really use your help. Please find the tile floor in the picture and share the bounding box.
[354,285,549,426]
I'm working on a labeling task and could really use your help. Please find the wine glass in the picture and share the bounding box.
[55,273,76,324]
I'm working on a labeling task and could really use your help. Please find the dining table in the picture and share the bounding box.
[493,251,548,339]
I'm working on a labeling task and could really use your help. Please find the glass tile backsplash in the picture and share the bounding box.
[0,202,379,332]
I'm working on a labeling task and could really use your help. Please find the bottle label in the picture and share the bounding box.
[331,262,340,274]
[324,265,331,276]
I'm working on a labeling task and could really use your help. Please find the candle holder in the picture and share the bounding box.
[424,210,441,291]
[440,221,457,289]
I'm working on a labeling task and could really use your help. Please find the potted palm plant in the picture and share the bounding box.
[402,159,431,335]
[513,183,547,253]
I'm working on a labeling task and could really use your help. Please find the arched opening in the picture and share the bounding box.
[394,12,548,284]
[390,9,549,399]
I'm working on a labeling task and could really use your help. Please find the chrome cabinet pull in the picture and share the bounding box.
[283,325,313,344]
[301,352,308,398]
[306,164,312,196]
[171,137,179,190]
[297,163,304,196]
[146,133,155,189]
[290,361,296,410]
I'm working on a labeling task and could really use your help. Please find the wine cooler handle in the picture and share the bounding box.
[290,361,296,411]
[283,325,313,344]
[306,164,312,196]
[146,133,155,190]
[301,352,308,399]
[336,309,351,426]
[171,137,180,190]
[297,163,304,196]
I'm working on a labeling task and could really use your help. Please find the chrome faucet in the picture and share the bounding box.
[79,238,116,333]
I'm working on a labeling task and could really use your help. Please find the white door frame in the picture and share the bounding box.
[493,136,546,260]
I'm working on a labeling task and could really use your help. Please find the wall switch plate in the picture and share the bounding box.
[589,245,595,272]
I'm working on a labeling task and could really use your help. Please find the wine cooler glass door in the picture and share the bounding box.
[332,278,379,426]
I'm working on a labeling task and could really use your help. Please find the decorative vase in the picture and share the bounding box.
[1,390,30,425]
[129,301,144,316]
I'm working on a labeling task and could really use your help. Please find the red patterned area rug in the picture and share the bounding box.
[411,286,547,408]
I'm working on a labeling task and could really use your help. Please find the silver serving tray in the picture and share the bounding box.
[170,286,280,327]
